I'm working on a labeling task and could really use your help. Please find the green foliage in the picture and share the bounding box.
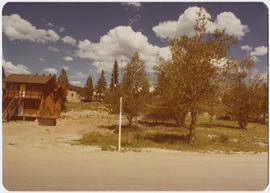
[104,85,122,114]
[104,59,121,113]
[110,59,119,90]
[95,69,107,101]
[84,76,94,102]
[222,58,256,129]
[122,52,150,126]
[157,7,237,144]
[57,68,69,111]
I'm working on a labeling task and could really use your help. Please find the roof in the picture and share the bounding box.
[3,74,55,84]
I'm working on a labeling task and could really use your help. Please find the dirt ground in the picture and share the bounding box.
[1,112,269,191]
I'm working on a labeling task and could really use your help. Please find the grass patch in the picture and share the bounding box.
[66,102,106,111]
[68,105,267,153]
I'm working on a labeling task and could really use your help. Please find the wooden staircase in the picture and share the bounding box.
[2,96,22,121]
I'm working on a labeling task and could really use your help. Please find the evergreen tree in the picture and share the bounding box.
[110,59,119,90]
[95,69,107,101]
[84,76,94,102]
[122,52,150,126]
[57,68,69,110]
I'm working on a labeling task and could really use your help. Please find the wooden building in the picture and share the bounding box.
[2,74,63,126]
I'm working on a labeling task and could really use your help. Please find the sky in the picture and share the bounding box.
[2,2,268,87]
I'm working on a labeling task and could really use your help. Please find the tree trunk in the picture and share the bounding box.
[127,114,133,126]
[188,110,197,144]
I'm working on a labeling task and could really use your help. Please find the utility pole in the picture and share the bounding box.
[118,97,122,152]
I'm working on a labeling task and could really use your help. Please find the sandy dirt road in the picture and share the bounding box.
[1,118,269,191]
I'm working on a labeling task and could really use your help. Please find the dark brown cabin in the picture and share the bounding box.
[2,74,63,126]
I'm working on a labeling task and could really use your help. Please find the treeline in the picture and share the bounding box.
[102,8,268,144]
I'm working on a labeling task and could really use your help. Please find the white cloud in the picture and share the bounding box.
[121,2,141,8]
[213,12,249,39]
[70,71,87,79]
[251,56,260,63]
[76,26,171,72]
[3,14,60,43]
[241,45,252,51]
[2,60,30,74]
[153,6,249,40]
[43,68,57,75]
[62,35,77,46]
[63,66,70,71]
[63,56,74,61]
[251,46,267,56]
[59,26,65,33]
[70,80,82,86]
[39,58,45,62]
[48,46,59,52]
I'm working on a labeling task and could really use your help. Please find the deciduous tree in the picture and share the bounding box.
[158,7,237,144]
[122,52,150,126]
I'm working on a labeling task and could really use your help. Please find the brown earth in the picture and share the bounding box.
[1,111,269,191]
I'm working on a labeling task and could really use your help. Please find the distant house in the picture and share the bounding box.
[2,74,63,126]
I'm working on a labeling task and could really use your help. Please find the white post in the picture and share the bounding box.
[118,97,122,152]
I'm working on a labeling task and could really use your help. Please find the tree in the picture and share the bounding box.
[110,59,119,91]
[95,69,107,101]
[84,76,94,102]
[57,68,69,110]
[122,52,150,126]
[105,59,120,113]
[154,60,188,127]
[222,58,262,129]
[2,67,6,79]
[158,7,237,144]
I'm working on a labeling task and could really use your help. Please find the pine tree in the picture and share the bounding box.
[95,69,107,101]
[110,59,119,90]
[57,68,69,110]
[84,76,94,102]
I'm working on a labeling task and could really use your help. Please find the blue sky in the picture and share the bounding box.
[2,2,268,87]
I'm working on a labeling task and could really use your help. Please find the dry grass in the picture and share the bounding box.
[71,102,268,153]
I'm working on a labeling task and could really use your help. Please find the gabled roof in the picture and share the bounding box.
[3,74,55,84]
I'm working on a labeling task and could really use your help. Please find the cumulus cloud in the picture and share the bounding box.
[48,46,59,52]
[241,45,252,51]
[63,56,73,61]
[44,67,57,74]
[153,6,249,40]
[62,35,77,46]
[39,58,45,62]
[62,66,70,71]
[3,14,60,43]
[2,60,30,74]
[251,46,267,56]
[76,26,171,72]
[70,80,82,86]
